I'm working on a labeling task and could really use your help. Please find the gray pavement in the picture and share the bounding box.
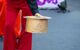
[0,0,80,50]
[32,0,80,50]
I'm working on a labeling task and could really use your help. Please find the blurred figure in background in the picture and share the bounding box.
[57,0,70,13]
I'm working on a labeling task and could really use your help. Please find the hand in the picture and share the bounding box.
[35,13,51,19]
[35,13,45,17]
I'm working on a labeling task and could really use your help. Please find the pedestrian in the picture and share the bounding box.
[3,0,39,50]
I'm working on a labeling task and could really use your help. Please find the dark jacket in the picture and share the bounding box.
[27,0,39,15]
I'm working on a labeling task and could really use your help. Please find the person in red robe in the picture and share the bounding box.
[3,0,33,50]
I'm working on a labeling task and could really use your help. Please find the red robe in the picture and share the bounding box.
[0,0,5,36]
[0,0,21,37]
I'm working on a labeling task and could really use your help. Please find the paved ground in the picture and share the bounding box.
[0,0,80,50]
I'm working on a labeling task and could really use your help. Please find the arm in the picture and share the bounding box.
[27,0,39,15]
